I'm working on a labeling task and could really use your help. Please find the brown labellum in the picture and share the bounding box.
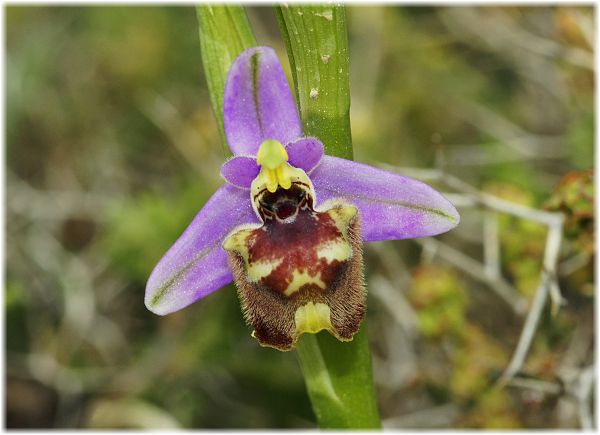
[223,183,366,351]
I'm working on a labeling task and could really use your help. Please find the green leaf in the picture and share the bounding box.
[276,4,381,429]
[276,5,353,159]
[196,5,257,155]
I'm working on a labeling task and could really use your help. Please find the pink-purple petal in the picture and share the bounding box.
[220,156,260,189]
[223,46,302,156]
[145,184,260,315]
[286,137,324,174]
[311,156,459,242]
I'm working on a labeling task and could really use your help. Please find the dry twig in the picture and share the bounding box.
[377,165,566,387]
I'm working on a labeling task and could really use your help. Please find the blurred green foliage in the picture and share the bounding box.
[409,266,468,339]
[546,170,594,255]
[6,5,593,429]
[102,181,209,285]
[486,183,546,297]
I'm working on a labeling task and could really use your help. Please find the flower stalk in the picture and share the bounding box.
[276,5,381,428]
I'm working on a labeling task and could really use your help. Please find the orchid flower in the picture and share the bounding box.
[145,46,459,351]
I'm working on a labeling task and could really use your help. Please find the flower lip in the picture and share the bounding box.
[222,192,364,350]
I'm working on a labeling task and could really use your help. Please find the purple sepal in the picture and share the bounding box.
[223,46,302,156]
[145,184,260,315]
[220,156,260,189]
[311,156,460,242]
[286,137,324,174]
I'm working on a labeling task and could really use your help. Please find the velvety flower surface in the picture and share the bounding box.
[145,46,459,350]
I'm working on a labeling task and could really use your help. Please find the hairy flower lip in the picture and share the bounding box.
[223,197,364,351]
[145,45,460,318]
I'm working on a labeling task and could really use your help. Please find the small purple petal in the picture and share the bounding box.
[224,46,302,156]
[311,156,459,242]
[221,156,260,189]
[286,137,324,174]
[145,184,260,315]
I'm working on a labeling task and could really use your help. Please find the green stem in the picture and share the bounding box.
[276,5,381,429]
[296,328,380,428]
[295,335,342,411]
[196,5,257,155]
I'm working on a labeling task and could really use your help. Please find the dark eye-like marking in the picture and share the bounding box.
[259,199,274,212]
[254,182,315,221]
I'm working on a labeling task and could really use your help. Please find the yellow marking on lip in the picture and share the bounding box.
[316,239,351,263]
[223,228,283,283]
[314,204,356,263]
[222,228,252,254]
[247,258,283,282]
[294,302,333,335]
[329,204,358,229]
[283,269,326,296]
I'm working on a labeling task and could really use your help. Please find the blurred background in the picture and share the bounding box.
[6,5,594,429]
